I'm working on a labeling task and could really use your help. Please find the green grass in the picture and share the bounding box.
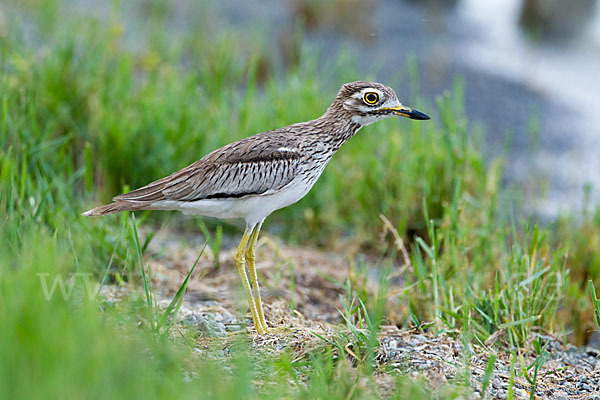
[1,0,600,398]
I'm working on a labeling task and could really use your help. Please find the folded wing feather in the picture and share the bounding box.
[113,132,302,203]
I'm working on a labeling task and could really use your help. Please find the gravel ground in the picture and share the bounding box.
[377,328,599,399]
[100,227,600,398]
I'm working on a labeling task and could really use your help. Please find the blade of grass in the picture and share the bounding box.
[157,243,207,334]
[480,354,497,399]
[131,213,151,309]
[589,280,600,329]
[498,315,540,329]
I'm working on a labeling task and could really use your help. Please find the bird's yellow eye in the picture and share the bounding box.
[363,92,380,105]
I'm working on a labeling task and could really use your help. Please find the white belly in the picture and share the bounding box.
[149,172,321,227]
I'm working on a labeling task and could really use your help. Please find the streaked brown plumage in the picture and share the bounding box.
[83,81,430,334]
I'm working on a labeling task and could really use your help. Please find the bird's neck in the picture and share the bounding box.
[317,110,363,151]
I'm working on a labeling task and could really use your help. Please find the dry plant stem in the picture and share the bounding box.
[380,213,413,273]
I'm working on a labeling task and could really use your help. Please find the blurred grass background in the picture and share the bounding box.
[1,0,599,398]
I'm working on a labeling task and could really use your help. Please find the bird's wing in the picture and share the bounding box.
[113,133,302,203]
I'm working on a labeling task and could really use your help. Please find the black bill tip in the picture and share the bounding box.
[405,109,430,120]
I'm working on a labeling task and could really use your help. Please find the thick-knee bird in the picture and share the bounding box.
[83,81,430,334]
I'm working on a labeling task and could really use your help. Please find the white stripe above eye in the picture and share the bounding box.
[352,88,383,99]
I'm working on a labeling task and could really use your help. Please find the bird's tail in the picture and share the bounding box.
[82,201,145,217]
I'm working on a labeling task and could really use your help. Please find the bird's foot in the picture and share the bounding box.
[258,325,289,335]
[250,322,287,335]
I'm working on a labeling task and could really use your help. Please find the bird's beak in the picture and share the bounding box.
[383,104,430,120]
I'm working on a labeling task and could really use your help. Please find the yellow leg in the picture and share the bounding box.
[246,222,269,332]
[234,228,264,334]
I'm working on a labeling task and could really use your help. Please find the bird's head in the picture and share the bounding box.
[328,81,430,127]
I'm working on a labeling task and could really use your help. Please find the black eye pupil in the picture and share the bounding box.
[366,93,377,103]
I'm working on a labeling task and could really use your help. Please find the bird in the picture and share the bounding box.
[83,81,430,334]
